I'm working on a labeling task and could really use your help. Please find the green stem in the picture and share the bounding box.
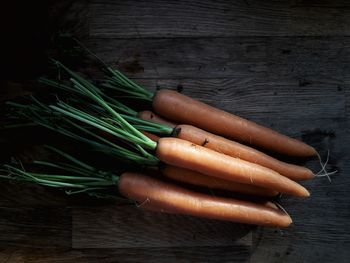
[119,115,173,134]
[40,77,137,116]
[50,104,157,150]
[52,60,143,139]
[12,101,158,165]
[44,145,95,171]
[107,68,154,98]
[64,117,158,163]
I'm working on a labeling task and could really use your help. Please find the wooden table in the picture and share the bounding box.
[1,1,349,262]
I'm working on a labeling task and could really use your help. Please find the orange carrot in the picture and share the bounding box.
[139,112,313,181]
[161,164,278,197]
[155,137,310,198]
[173,125,314,181]
[152,89,316,157]
[118,172,292,227]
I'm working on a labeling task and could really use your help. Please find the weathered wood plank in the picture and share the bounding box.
[266,37,350,79]
[0,207,71,248]
[90,0,350,38]
[86,37,267,78]
[72,205,252,248]
[343,77,350,118]
[0,246,251,263]
[49,0,89,39]
[0,183,70,207]
[251,230,350,263]
[86,37,350,79]
[0,182,118,208]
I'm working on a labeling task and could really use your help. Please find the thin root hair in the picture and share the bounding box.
[315,150,337,182]
[136,198,150,208]
[274,201,291,220]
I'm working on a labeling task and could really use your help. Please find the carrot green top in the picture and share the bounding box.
[7,61,177,166]
[0,145,122,198]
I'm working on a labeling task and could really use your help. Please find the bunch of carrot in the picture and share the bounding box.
[1,57,326,229]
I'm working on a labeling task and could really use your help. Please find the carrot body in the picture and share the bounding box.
[138,110,177,128]
[174,125,314,181]
[156,137,310,197]
[161,164,278,197]
[118,172,292,227]
[152,89,316,157]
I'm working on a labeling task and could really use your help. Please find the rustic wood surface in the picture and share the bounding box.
[1,0,350,262]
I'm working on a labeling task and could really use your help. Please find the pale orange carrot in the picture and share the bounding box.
[173,125,314,181]
[161,164,278,197]
[152,89,316,157]
[155,137,310,198]
[118,172,292,227]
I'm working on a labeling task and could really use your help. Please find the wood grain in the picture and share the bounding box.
[72,205,252,248]
[251,229,350,263]
[0,207,71,248]
[0,246,251,263]
[86,37,350,79]
[48,0,89,39]
[90,0,350,37]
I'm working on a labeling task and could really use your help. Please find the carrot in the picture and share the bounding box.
[138,112,313,181]
[152,89,316,157]
[140,131,306,196]
[173,125,314,181]
[119,172,292,228]
[141,132,284,197]
[156,137,310,198]
[141,132,278,196]
[2,147,290,228]
[161,164,278,197]
[144,199,281,214]
[138,110,177,128]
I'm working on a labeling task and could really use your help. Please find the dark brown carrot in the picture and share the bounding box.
[161,164,279,197]
[118,172,292,228]
[156,137,310,198]
[152,89,316,157]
